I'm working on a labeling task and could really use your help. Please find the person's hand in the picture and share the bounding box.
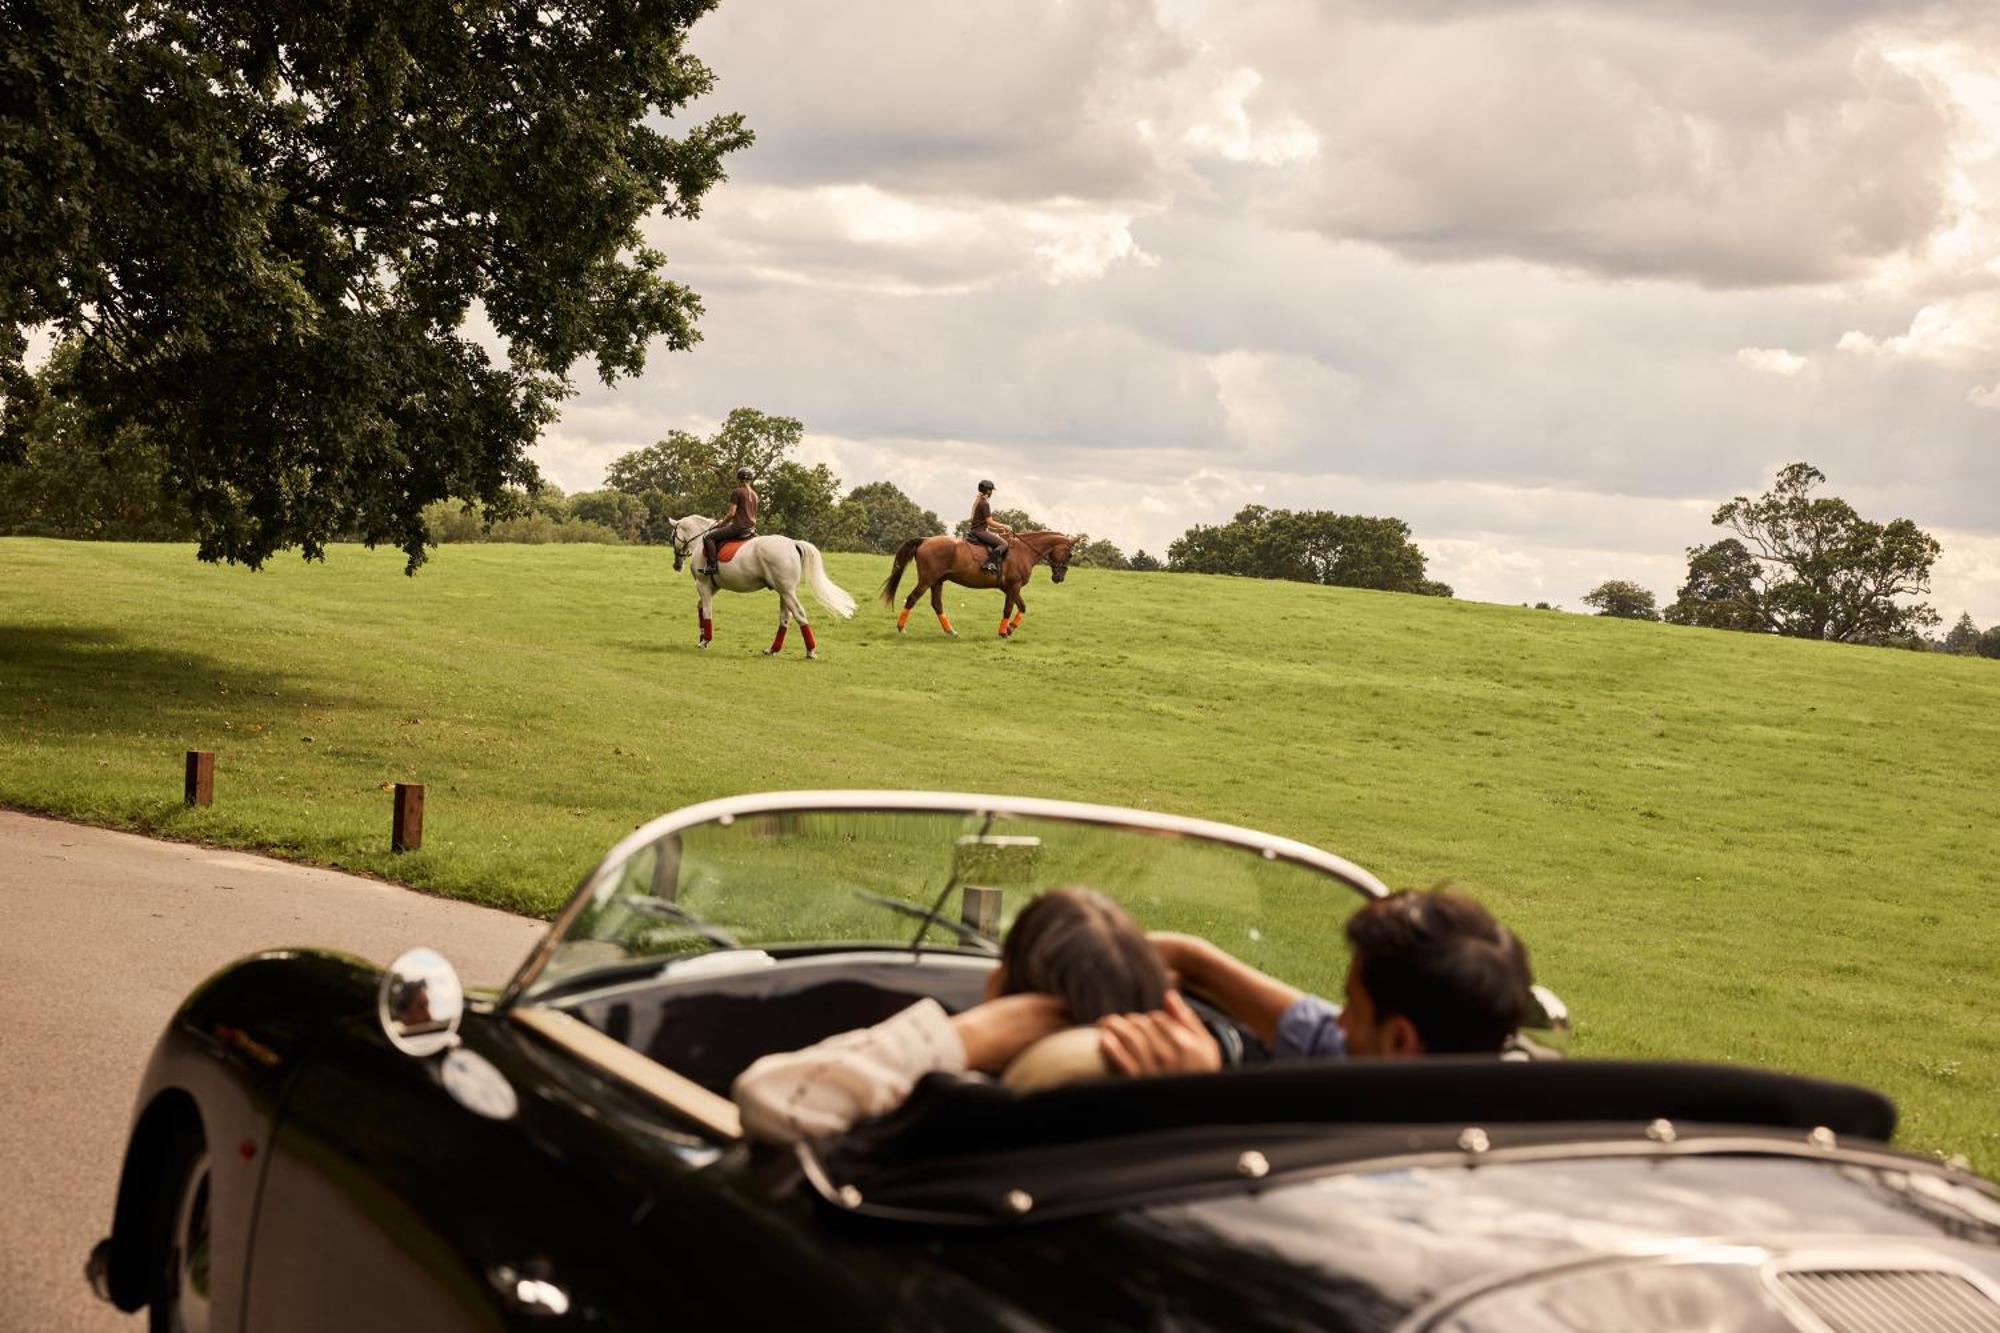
[950,994,1068,1073]
[1098,991,1223,1077]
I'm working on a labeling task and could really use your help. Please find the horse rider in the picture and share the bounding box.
[968,479,1009,573]
[701,466,759,578]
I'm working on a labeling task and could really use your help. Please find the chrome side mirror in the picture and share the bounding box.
[379,947,465,1057]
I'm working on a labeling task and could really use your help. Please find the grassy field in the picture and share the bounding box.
[2,537,1996,1170]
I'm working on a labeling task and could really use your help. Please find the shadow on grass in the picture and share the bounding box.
[0,623,354,747]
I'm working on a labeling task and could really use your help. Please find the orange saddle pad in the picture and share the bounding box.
[716,539,748,563]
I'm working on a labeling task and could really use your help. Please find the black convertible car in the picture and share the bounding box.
[91,792,2000,1331]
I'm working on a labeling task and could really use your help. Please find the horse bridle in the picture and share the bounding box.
[672,523,707,568]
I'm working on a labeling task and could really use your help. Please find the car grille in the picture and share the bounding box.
[1773,1268,2000,1333]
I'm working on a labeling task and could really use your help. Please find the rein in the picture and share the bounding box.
[674,519,716,561]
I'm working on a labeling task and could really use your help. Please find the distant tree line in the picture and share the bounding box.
[1580,462,1997,658]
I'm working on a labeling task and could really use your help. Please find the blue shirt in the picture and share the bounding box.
[1273,993,1347,1060]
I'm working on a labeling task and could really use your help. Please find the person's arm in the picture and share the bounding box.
[1148,933,1303,1048]
[986,520,1015,537]
[731,995,1064,1146]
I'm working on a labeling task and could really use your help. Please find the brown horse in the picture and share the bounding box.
[879,530,1077,638]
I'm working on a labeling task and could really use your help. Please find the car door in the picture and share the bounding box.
[241,1009,671,1330]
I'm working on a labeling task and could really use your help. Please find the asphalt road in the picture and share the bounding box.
[0,811,544,1331]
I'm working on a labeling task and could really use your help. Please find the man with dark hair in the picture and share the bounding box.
[1115,889,1531,1071]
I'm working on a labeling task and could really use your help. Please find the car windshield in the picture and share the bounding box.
[510,793,1385,1002]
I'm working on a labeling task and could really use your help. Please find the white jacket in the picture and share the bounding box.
[731,999,966,1146]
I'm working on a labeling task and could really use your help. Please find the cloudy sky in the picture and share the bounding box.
[534,0,2000,621]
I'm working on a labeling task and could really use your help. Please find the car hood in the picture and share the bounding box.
[841,1151,2000,1332]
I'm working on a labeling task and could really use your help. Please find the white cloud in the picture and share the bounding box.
[1737,347,1810,376]
[1176,68,1320,167]
[1838,292,2000,359]
[652,184,1157,293]
[514,0,2000,624]
[1230,6,1960,287]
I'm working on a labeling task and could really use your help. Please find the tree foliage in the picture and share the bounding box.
[1980,626,2000,661]
[1581,579,1660,621]
[2,0,750,569]
[1662,464,1940,643]
[603,409,859,548]
[1942,612,1981,655]
[838,481,944,553]
[1663,538,1765,631]
[0,342,192,539]
[1129,549,1162,571]
[1166,506,1450,596]
[564,490,648,544]
[1070,536,1129,569]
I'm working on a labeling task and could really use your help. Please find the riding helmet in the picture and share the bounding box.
[977,479,995,494]
[737,466,755,481]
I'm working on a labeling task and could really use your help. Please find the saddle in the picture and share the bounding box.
[715,539,749,564]
[963,538,1007,568]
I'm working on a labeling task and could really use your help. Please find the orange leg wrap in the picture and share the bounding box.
[938,613,955,634]
[897,607,911,631]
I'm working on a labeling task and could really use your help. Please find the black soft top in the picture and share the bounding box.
[803,1058,1899,1225]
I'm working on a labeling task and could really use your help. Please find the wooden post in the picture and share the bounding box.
[961,886,1003,941]
[184,751,214,807]
[392,783,425,853]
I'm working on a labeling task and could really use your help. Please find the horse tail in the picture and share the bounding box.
[796,541,856,619]
[878,537,924,607]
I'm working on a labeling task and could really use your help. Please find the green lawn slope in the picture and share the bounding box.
[2,537,1995,1171]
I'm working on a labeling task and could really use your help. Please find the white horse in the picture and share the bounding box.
[669,515,857,659]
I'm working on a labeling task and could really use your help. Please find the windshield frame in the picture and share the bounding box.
[498,789,1390,1009]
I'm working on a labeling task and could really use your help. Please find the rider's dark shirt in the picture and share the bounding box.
[970,495,992,531]
[725,485,758,527]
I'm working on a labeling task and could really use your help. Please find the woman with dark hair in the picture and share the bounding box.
[733,888,1172,1145]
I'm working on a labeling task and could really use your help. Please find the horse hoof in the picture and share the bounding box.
[698,641,710,650]
[806,650,820,661]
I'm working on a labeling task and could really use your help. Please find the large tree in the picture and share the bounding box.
[2,0,750,569]
[1943,612,1981,655]
[1581,579,1660,621]
[604,409,858,547]
[840,481,944,554]
[1662,538,1765,631]
[1663,464,1940,643]
[1167,505,1450,597]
